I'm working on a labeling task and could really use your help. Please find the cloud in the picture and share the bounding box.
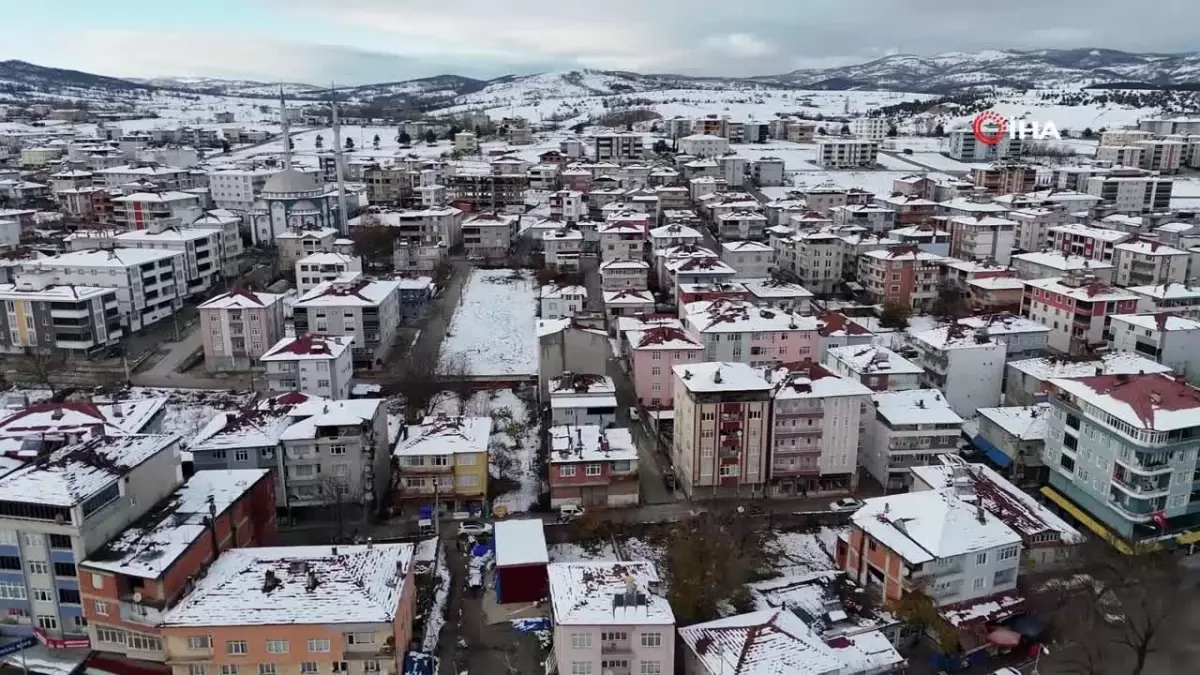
[704,34,778,59]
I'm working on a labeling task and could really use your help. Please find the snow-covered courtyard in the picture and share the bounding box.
[438,269,538,378]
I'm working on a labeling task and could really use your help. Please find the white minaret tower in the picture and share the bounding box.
[279,87,292,171]
[329,87,349,235]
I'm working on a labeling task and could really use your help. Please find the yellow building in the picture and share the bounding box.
[392,414,490,516]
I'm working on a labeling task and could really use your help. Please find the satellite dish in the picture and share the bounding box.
[132,591,143,603]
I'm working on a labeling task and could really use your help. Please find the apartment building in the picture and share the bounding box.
[851,117,889,140]
[1096,145,1144,166]
[111,192,204,230]
[684,299,820,366]
[907,323,1008,418]
[1003,352,1169,406]
[678,133,729,158]
[768,362,871,498]
[353,207,465,250]
[1010,251,1114,284]
[822,344,922,392]
[261,334,356,400]
[751,157,786,186]
[593,133,643,164]
[598,222,645,262]
[1008,204,1074,253]
[599,259,649,292]
[22,248,187,332]
[546,562,673,675]
[276,228,340,269]
[461,212,519,261]
[294,253,363,294]
[159,544,416,675]
[672,362,773,498]
[971,163,1038,194]
[775,230,841,295]
[548,427,639,508]
[719,240,774,279]
[1111,238,1189,287]
[69,221,226,296]
[814,311,875,361]
[392,414,490,516]
[0,280,122,355]
[540,284,588,320]
[857,246,944,310]
[0,434,183,642]
[741,278,813,315]
[715,210,768,241]
[666,257,738,291]
[208,167,280,212]
[96,164,194,191]
[627,325,704,410]
[1136,139,1184,173]
[293,277,402,369]
[79,470,276,663]
[947,214,1018,264]
[1110,313,1200,382]
[879,194,939,227]
[862,389,963,490]
[649,223,703,250]
[838,484,1024,616]
[1048,223,1131,262]
[191,393,390,521]
[198,290,286,372]
[1021,276,1139,354]
[1042,373,1200,547]
[814,138,879,168]
[830,204,897,233]
[1085,174,1173,214]
[947,128,1023,161]
[192,209,247,279]
[1127,283,1200,318]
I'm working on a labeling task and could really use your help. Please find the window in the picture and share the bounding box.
[235,449,249,462]
[227,640,248,655]
[651,366,661,376]
[973,577,986,590]
[128,633,162,652]
[641,632,662,647]
[53,562,76,577]
[259,665,276,675]
[332,663,348,673]
[364,662,380,673]
[267,639,289,653]
[601,631,628,642]
[91,573,104,589]
[0,556,19,571]
[48,534,72,549]
[37,615,58,630]
[571,633,592,649]
[975,552,987,566]
[570,663,593,675]
[0,581,26,600]
[220,667,238,675]
[998,545,1019,561]
[560,465,576,477]
[32,588,52,602]
[189,665,205,675]
[345,632,375,645]
[58,588,81,604]
[188,635,211,650]
[994,567,1017,586]
[640,662,662,675]
[301,664,318,675]
[585,464,602,476]
[97,627,125,645]
[0,530,15,545]
[307,639,330,653]
[28,560,48,575]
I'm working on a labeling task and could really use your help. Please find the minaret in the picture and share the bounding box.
[329,86,349,235]
[279,87,293,171]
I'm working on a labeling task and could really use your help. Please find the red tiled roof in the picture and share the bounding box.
[1071,373,1200,427]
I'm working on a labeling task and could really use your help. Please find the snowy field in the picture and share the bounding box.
[764,169,961,199]
[900,151,981,173]
[438,269,537,378]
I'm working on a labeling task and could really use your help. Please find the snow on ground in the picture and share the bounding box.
[473,389,542,514]
[901,151,981,174]
[420,544,450,653]
[732,142,821,171]
[438,269,537,378]
[767,528,843,576]
[763,169,960,199]
[874,152,926,171]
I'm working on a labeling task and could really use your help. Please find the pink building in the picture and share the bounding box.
[198,289,286,372]
[547,561,674,675]
[683,298,821,367]
[628,325,704,410]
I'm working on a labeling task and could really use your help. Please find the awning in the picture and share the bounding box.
[1040,486,1140,555]
[987,628,1022,648]
[974,435,1013,468]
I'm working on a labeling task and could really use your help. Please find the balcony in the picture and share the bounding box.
[398,460,453,473]
[1112,470,1170,497]
[601,641,632,655]
[118,600,162,627]
[1115,449,1176,474]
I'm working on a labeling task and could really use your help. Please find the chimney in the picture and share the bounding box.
[305,570,319,592]
[207,494,220,557]
[713,369,723,384]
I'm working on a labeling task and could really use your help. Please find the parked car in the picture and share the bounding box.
[829,497,864,512]
[418,518,435,537]
[558,504,585,522]
[457,520,493,537]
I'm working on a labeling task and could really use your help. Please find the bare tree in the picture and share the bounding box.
[13,347,68,397]
[318,475,362,536]
[384,353,471,422]
[349,215,399,274]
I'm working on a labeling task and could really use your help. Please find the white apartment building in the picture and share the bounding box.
[462,212,519,260]
[716,155,747,188]
[1047,223,1131,262]
[768,362,872,497]
[1110,313,1200,383]
[110,191,204,229]
[276,227,340,269]
[672,362,773,499]
[96,164,194,190]
[716,210,768,241]
[260,333,355,399]
[1085,174,1174,214]
[1009,205,1074,253]
[751,157,786,186]
[678,133,730,158]
[814,138,879,168]
[1011,251,1115,284]
[192,209,246,279]
[775,230,843,295]
[1127,283,1200,319]
[544,228,584,272]
[948,215,1018,264]
[830,204,897,234]
[1021,276,1140,355]
[1096,145,1144,166]
[1111,239,1189,287]
[719,240,775,279]
[822,344,923,392]
[548,374,619,427]
[21,249,186,332]
[207,167,280,212]
[1136,139,1184,173]
[599,259,649,291]
[355,207,465,250]
[598,222,645,261]
[294,253,364,294]
[850,117,889,141]
[1043,373,1200,543]
[908,324,1008,418]
[540,284,588,319]
[649,223,703,250]
[67,220,225,296]
[863,389,963,490]
[198,289,287,372]
[293,277,403,369]
[948,128,1024,161]
[1100,129,1154,146]
[741,278,814,315]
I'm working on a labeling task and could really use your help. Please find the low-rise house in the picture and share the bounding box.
[394,275,435,323]
[822,345,922,392]
[862,389,963,490]
[599,258,649,291]
[720,240,775,279]
[1021,275,1140,355]
[548,426,639,507]
[544,227,585,272]
[159,544,416,675]
[675,282,749,311]
[293,276,403,369]
[1109,313,1200,383]
[598,221,645,261]
[199,289,286,372]
[260,334,355,399]
[627,325,705,410]
[549,373,618,427]
[768,362,872,498]
[461,211,519,261]
[974,405,1050,485]
[603,288,656,320]
[546,562,673,675]
[968,276,1026,312]
[80,470,277,663]
[815,311,875,360]
[392,414,490,516]
[649,223,703,250]
[276,227,340,269]
[831,204,897,234]
[740,277,814,314]
[907,323,1007,418]
[667,257,739,291]
[716,210,768,241]
[1003,352,1171,406]
[541,284,588,320]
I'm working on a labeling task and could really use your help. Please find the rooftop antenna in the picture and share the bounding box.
[329,84,350,236]
[279,86,292,172]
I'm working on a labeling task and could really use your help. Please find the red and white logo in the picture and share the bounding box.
[972,111,1008,146]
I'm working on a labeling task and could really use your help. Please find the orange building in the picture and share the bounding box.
[159,544,416,675]
[80,470,278,668]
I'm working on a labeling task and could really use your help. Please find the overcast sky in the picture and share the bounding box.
[4,0,1200,85]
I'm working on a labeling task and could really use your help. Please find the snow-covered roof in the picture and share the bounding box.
[1050,373,1200,431]
[599,259,650,271]
[278,399,382,441]
[295,277,400,308]
[968,276,1026,291]
[871,389,962,426]
[1011,251,1113,272]
[616,314,682,334]
[769,363,873,400]
[113,227,217,244]
[910,323,1004,351]
[190,392,321,451]
[0,398,165,451]
[939,197,1011,213]
[1114,239,1188,256]
[911,458,1082,544]
[852,489,1021,565]
[549,373,616,397]
[685,299,819,334]
[678,609,845,675]
[1009,353,1169,380]
[977,404,1049,442]
[540,284,588,300]
[495,519,548,567]
[160,543,414,627]
[394,415,490,457]
[82,469,270,578]
[674,362,773,394]
[549,426,637,463]
[721,240,773,253]
[1127,283,1200,300]
[627,326,702,350]
[261,334,353,361]
[296,252,360,266]
[28,247,182,269]
[650,224,702,239]
[0,283,114,303]
[111,191,199,203]
[1049,222,1130,242]
[603,289,654,305]
[740,278,814,299]
[0,434,178,507]
[547,561,673,626]
[825,345,922,376]
[198,289,282,310]
[1111,313,1200,332]
[1021,277,1138,302]
[861,247,944,263]
[276,227,337,240]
